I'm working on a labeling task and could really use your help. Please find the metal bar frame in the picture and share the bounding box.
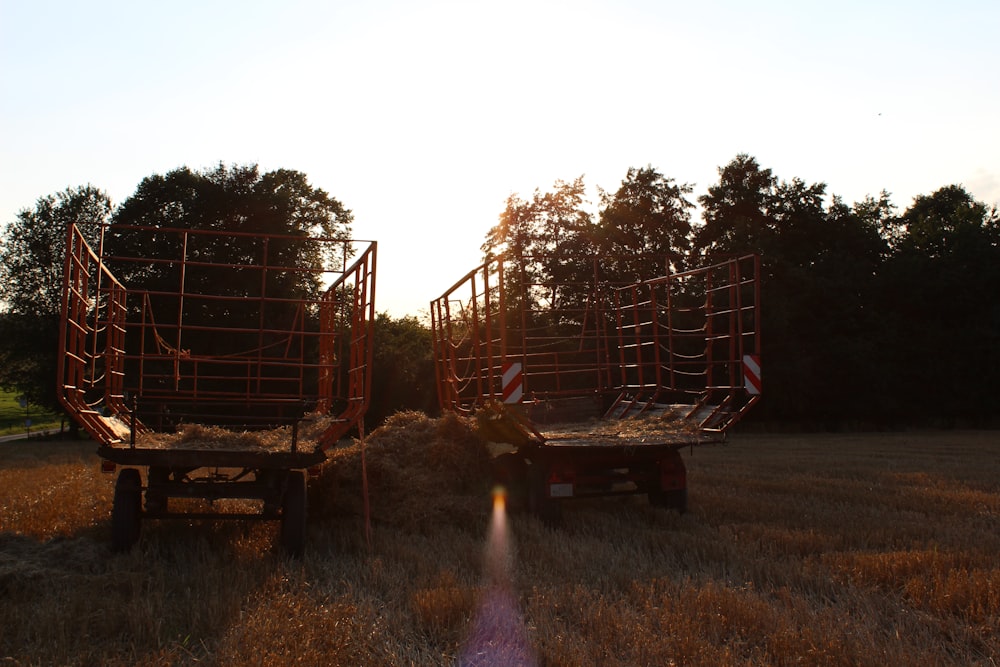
[430,252,761,433]
[59,221,376,454]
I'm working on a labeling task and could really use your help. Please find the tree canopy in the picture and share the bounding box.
[598,165,694,278]
[108,163,352,302]
[0,165,356,418]
[484,156,999,427]
[0,186,111,410]
[2,156,997,429]
[103,164,356,365]
[0,185,110,315]
[482,177,596,312]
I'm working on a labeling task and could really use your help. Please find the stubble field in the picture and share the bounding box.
[1,414,998,666]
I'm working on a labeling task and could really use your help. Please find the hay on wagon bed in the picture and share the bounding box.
[137,414,339,452]
[476,399,704,447]
[540,409,704,444]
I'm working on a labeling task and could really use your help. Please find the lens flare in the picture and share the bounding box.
[492,484,507,515]
[486,486,510,584]
[459,484,537,666]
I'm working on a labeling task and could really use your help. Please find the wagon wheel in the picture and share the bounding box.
[280,471,307,558]
[111,468,142,552]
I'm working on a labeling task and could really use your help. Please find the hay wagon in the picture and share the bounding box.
[430,252,760,521]
[58,221,376,554]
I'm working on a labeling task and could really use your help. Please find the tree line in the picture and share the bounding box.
[1,156,997,430]
[481,156,1000,428]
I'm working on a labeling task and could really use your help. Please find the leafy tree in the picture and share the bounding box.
[0,186,111,411]
[895,184,996,259]
[483,177,596,312]
[597,165,694,280]
[104,163,357,426]
[533,176,594,260]
[469,155,999,427]
[693,154,779,260]
[809,195,894,423]
[106,163,354,360]
[854,190,902,252]
[1,185,109,314]
[482,177,593,260]
[368,313,437,426]
[880,185,1000,423]
[109,163,351,299]
[696,155,893,424]
[482,190,542,312]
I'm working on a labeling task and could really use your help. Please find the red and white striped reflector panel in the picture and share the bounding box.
[502,361,523,404]
[742,354,761,395]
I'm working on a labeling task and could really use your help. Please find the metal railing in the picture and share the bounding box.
[431,253,760,431]
[58,222,376,451]
[609,254,761,430]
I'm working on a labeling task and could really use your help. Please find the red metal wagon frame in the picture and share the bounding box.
[430,252,760,519]
[58,221,376,553]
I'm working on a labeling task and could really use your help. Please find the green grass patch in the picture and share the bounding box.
[0,390,63,434]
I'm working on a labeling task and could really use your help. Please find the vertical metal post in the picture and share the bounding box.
[469,271,483,404]
[665,274,676,391]
[729,260,739,395]
[632,282,646,392]
[482,262,496,401]
[753,254,762,358]
[130,393,137,448]
[649,279,663,397]
[704,270,714,393]
[174,231,189,391]
[257,236,269,397]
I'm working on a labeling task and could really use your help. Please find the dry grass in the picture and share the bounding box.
[1,423,999,666]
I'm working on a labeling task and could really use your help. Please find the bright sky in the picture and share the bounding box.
[2,0,998,318]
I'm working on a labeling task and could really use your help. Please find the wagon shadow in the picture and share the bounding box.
[0,517,342,663]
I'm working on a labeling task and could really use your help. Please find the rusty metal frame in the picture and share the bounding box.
[58,221,376,454]
[429,256,506,414]
[57,222,136,444]
[430,252,761,433]
[608,254,761,430]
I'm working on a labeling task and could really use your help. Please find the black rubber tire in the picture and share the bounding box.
[111,468,142,552]
[280,471,307,558]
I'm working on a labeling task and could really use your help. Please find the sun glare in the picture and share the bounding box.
[491,484,506,516]
[459,484,536,666]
